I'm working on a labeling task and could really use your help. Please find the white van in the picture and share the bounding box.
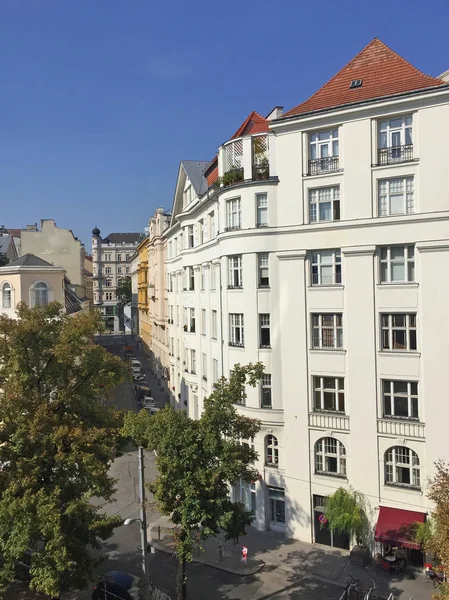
[131,359,142,369]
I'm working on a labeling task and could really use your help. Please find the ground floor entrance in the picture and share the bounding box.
[313,495,349,550]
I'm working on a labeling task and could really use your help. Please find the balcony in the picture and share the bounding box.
[229,341,244,348]
[224,226,241,233]
[252,163,270,181]
[307,156,340,176]
[377,418,425,439]
[376,144,414,166]
[221,168,244,187]
[308,412,350,431]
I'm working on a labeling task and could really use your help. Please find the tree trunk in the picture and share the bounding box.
[176,557,186,600]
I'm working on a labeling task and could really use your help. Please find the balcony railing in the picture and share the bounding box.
[252,164,270,181]
[308,412,350,431]
[377,418,425,439]
[221,168,244,187]
[229,341,244,348]
[224,225,241,232]
[308,156,340,175]
[311,272,342,286]
[377,144,414,166]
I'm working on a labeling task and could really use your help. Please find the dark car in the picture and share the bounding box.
[92,570,171,600]
[135,384,152,399]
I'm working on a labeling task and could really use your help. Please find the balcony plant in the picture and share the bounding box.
[217,166,244,188]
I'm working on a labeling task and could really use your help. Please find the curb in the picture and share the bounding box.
[148,525,265,577]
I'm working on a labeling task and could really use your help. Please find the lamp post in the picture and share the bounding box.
[124,446,151,600]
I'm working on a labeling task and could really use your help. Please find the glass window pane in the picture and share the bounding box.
[390,194,404,214]
[319,202,331,221]
[394,396,409,417]
[319,131,330,141]
[390,118,403,129]
[391,246,405,259]
[391,263,405,281]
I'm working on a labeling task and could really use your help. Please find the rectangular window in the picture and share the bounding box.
[117,266,122,274]
[378,115,413,165]
[311,250,341,285]
[261,374,272,408]
[378,177,414,216]
[125,254,130,261]
[256,193,268,227]
[176,305,179,326]
[229,313,244,347]
[259,314,271,348]
[183,184,193,207]
[210,264,217,290]
[104,253,111,261]
[258,253,269,287]
[226,198,241,230]
[184,266,195,290]
[201,309,206,335]
[189,308,195,333]
[168,241,172,259]
[202,353,207,381]
[126,266,130,273]
[309,129,339,174]
[117,254,122,262]
[380,245,415,283]
[312,314,343,349]
[187,225,194,248]
[211,310,218,339]
[105,266,112,275]
[228,255,243,288]
[313,376,345,412]
[201,266,206,291]
[198,219,204,245]
[381,314,417,351]
[209,211,216,238]
[383,380,418,419]
[190,349,196,374]
[213,359,219,384]
[309,186,340,223]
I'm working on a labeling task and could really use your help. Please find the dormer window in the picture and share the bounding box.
[349,79,363,89]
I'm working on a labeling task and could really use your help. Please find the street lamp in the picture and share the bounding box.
[124,447,151,600]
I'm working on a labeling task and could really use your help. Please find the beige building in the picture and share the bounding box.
[0,253,82,318]
[21,219,88,302]
[84,254,94,308]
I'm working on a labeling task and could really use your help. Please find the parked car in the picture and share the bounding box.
[147,407,160,417]
[141,396,156,409]
[132,373,145,382]
[131,366,142,375]
[135,385,152,399]
[92,570,171,600]
[131,359,142,369]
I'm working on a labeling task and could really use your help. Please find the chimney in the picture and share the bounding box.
[266,106,284,121]
[26,223,38,231]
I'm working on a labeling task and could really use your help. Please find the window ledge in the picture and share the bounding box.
[227,286,243,290]
[259,346,272,350]
[378,351,421,358]
[261,405,273,410]
[258,285,271,290]
[303,169,344,179]
[371,158,419,170]
[377,283,419,289]
[384,482,421,492]
[382,415,420,422]
[265,463,279,469]
[229,343,245,348]
[314,471,347,480]
[308,284,344,291]
[312,410,346,416]
[309,348,346,355]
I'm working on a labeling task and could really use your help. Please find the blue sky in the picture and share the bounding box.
[0,0,446,250]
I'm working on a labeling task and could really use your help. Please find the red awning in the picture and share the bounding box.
[375,506,426,550]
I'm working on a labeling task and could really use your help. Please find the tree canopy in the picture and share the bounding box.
[323,487,370,546]
[0,303,129,597]
[124,362,264,600]
[116,276,132,305]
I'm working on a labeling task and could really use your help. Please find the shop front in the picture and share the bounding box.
[374,506,426,566]
[313,494,349,549]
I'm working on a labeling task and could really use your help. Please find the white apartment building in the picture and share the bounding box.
[92,228,143,332]
[164,38,449,562]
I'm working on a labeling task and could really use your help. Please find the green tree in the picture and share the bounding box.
[0,303,129,597]
[116,276,132,305]
[324,488,370,546]
[124,362,264,600]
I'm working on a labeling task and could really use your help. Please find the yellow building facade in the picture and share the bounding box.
[136,238,152,352]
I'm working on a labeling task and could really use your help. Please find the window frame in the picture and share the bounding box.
[256,193,268,227]
[228,255,243,288]
[33,281,49,307]
[311,313,343,349]
[226,198,241,230]
[211,310,218,339]
[378,115,412,150]
[202,353,207,381]
[313,376,345,413]
[201,308,207,335]
[380,245,415,284]
[311,249,341,286]
[381,313,417,352]
[258,253,270,288]
[190,349,196,374]
[385,446,420,488]
[259,314,271,348]
[265,435,279,467]
[378,176,414,217]
[229,313,244,347]
[382,380,419,420]
[261,374,272,408]
[1,282,12,309]
[309,186,340,223]
[315,437,346,477]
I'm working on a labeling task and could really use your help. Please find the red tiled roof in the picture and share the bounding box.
[207,166,219,186]
[230,111,269,139]
[7,229,22,237]
[284,38,445,118]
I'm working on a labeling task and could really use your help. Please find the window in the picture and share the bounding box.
[202,353,207,380]
[126,266,130,274]
[212,359,219,384]
[1,282,12,309]
[201,309,206,335]
[117,266,122,275]
[187,225,194,248]
[228,255,242,288]
[229,313,244,347]
[105,266,112,275]
[34,282,49,307]
[383,380,418,419]
[380,245,415,283]
[188,308,196,333]
[313,377,345,412]
[104,253,111,261]
[125,254,130,261]
[201,266,206,291]
[190,350,196,374]
[385,446,420,488]
[105,279,112,288]
[184,267,195,291]
[198,219,204,245]
[259,314,271,348]
[183,184,193,207]
[268,487,285,526]
[168,241,172,259]
[312,314,343,349]
[105,292,113,301]
[226,198,241,230]
[309,186,340,222]
[378,115,413,165]
[256,193,268,227]
[210,264,217,290]
[258,253,269,287]
[315,437,346,476]
[309,129,339,174]
[117,254,122,262]
[261,374,272,408]
[211,310,217,339]
[311,249,341,285]
[209,211,216,238]
[378,177,414,216]
[381,314,417,351]
[176,305,180,326]
[265,435,278,467]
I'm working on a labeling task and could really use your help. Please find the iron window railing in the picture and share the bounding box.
[308,156,339,175]
[252,164,270,180]
[377,144,414,166]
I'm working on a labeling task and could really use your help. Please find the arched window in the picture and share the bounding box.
[34,282,49,307]
[1,282,12,309]
[315,437,346,476]
[265,435,279,467]
[385,446,420,488]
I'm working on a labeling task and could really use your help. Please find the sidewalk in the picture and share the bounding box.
[148,516,430,599]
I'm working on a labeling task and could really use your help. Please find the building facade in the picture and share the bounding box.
[137,237,151,347]
[91,229,143,332]
[164,39,449,558]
